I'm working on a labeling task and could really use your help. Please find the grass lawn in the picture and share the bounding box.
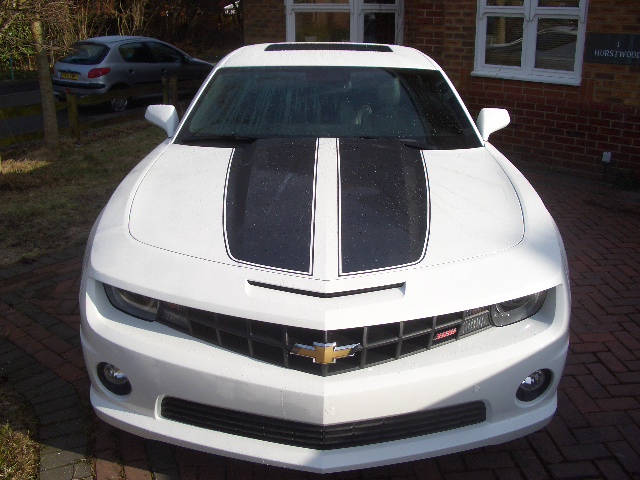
[0,121,166,267]
[0,384,39,480]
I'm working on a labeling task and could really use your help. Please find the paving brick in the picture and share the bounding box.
[545,416,577,446]
[596,351,629,373]
[123,460,153,480]
[39,463,76,480]
[33,349,67,368]
[527,431,563,464]
[38,417,86,441]
[463,451,515,470]
[586,363,620,385]
[573,426,623,444]
[606,383,640,397]
[495,468,524,480]
[153,468,182,480]
[559,443,611,461]
[556,390,589,428]
[41,335,74,355]
[95,454,123,480]
[30,394,80,420]
[617,423,640,456]
[437,453,465,473]
[595,458,632,480]
[604,341,637,362]
[547,461,600,479]
[48,322,80,342]
[10,333,45,355]
[120,432,148,463]
[606,441,640,474]
[40,449,88,471]
[54,362,86,383]
[575,374,611,398]
[23,322,54,341]
[72,461,94,479]
[145,440,178,472]
[14,369,57,393]
[40,433,88,455]
[411,458,443,480]
[579,332,617,343]
[38,405,85,426]
[586,411,633,427]
[563,386,601,413]
[595,397,640,411]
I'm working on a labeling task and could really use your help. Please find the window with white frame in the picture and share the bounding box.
[285,0,404,45]
[473,0,588,85]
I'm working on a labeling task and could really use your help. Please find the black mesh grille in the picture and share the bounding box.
[155,302,492,376]
[161,397,486,449]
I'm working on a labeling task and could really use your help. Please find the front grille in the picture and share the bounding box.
[156,302,492,376]
[161,397,486,449]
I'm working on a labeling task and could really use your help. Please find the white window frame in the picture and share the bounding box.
[473,0,588,85]
[285,0,404,45]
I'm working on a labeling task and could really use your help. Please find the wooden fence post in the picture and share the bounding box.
[170,77,183,117]
[67,93,80,140]
[162,77,169,105]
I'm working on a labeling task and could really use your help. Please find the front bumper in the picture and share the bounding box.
[81,277,569,473]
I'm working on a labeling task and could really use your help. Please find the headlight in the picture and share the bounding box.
[490,290,547,327]
[105,285,159,321]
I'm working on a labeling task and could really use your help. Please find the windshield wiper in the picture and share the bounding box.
[399,138,434,150]
[178,134,260,146]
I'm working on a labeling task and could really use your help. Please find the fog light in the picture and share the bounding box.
[97,362,132,396]
[517,369,551,402]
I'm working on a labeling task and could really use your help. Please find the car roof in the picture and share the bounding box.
[219,43,440,71]
[79,35,160,46]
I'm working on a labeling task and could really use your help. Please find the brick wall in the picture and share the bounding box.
[243,0,286,45]
[406,0,640,177]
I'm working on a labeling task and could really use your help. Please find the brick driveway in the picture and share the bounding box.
[1,167,639,480]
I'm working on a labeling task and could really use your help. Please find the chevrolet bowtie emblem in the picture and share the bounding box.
[290,342,361,364]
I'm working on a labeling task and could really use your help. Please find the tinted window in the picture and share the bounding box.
[148,42,183,63]
[118,42,152,63]
[178,66,481,150]
[59,43,109,65]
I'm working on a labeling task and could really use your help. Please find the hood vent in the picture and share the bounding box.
[248,280,404,298]
[265,43,392,52]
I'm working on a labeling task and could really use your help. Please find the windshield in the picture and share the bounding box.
[60,43,109,65]
[177,67,481,150]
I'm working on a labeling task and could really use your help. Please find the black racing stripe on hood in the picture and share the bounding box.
[339,138,428,274]
[225,138,317,273]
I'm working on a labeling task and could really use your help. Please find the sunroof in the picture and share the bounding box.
[265,43,392,52]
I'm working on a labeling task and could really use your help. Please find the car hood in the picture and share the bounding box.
[129,140,523,277]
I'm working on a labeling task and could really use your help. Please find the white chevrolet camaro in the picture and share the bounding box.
[80,43,570,473]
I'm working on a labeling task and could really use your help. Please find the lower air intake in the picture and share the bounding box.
[161,397,486,449]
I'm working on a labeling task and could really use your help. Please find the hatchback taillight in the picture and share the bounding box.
[88,67,111,78]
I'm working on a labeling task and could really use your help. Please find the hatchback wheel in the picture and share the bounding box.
[108,87,130,112]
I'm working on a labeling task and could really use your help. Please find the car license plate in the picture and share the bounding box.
[61,72,79,80]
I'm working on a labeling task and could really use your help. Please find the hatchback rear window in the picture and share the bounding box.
[59,43,109,65]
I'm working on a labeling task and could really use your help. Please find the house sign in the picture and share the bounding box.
[584,33,640,66]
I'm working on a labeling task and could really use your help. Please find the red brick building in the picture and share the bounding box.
[243,0,639,179]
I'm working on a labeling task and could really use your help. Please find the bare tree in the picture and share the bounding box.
[30,18,59,149]
[0,0,72,150]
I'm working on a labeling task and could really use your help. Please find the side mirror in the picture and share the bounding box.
[145,104,179,137]
[476,108,510,142]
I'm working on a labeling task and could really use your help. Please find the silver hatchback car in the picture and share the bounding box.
[52,36,213,111]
